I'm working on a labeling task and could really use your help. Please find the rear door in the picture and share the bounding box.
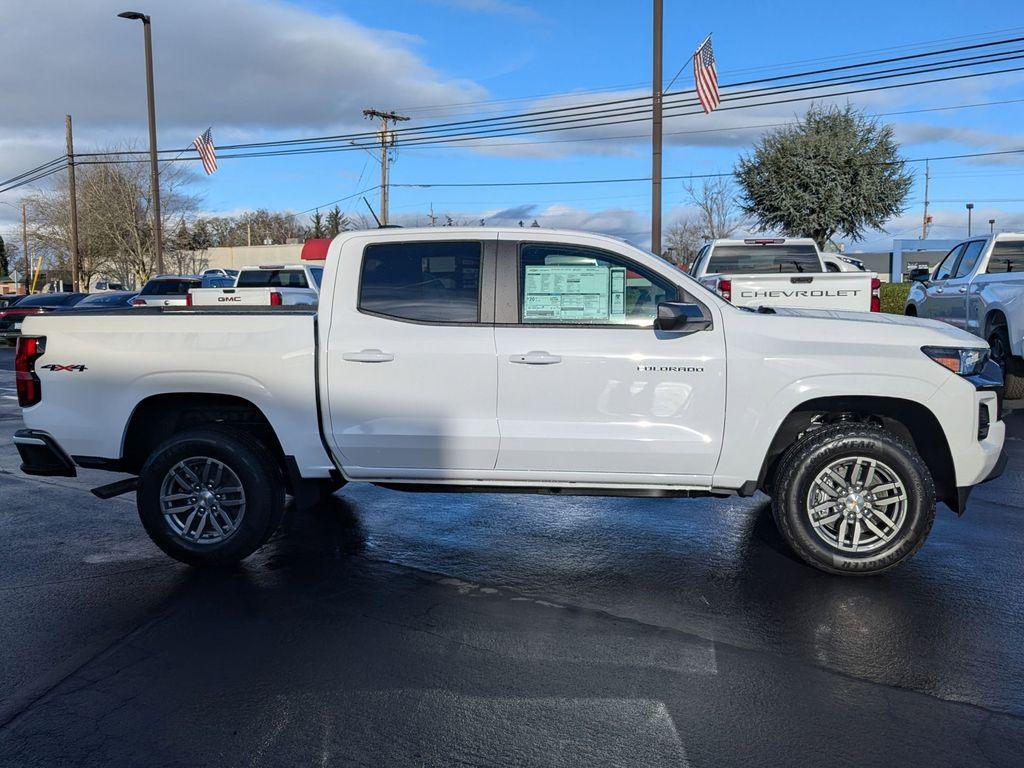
[492,235,726,483]
[325,235,500,475]
[942,239,986,329]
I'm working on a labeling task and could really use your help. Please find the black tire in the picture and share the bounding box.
[137,426,286,566]
[987,325,1024,400]
[771,423,935,576]
[904,304,917,316]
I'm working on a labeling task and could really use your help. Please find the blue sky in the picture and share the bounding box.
[2,0,1023,251]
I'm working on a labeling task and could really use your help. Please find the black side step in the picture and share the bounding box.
[91,477,139,500]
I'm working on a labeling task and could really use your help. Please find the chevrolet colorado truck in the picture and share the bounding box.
[905,233,1024,399]
[12,228,1006,575]
[691,238,881,312]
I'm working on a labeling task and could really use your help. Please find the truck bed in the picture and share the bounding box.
[19,308,334,476]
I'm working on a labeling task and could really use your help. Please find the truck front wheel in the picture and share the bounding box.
[771,424,936,575]
[137,427,286,566]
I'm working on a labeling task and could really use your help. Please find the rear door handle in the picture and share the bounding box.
[342,349,394,363]
[959,286,968,293]
[510,351,562,365]
[935,287,944,294]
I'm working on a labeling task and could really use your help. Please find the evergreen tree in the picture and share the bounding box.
[310,209,325,239]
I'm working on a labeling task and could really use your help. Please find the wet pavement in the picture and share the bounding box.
[1,346,1023,766]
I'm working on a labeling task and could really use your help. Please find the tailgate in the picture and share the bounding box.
[189,288,276,306]
[725,273,876,311]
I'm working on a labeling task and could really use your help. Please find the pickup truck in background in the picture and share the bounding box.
[690,238,881,312]
[906,233,1024,398]
[12,228,1005,576]
[132,276,202,307]
[187,264,321,307]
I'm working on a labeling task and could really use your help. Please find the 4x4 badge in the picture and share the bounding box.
[40,364,87,372]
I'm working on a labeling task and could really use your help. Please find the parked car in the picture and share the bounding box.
[0,292,87,345]
[188,264,321,307]
[55,291,139,312]
[200,274,235,289]
[12,227,1005,575]
[201,268,239,280]
[906,233,1024,398]
[690,238,880,311]
[822,253,867,272]
[132,276,202,307]
[93,281,125,291]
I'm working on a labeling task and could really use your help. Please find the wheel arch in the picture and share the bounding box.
[120,393,287,478]
[759,395,956,512]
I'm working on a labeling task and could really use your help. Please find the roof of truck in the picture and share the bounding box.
[329,226,637,247]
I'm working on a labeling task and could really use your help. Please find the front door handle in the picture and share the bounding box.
[510,351,562,365]
[935,287,944,294]
[342,349,394,363]
[959,286,968,293]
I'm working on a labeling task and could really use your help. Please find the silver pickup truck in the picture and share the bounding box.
[906,233,1024,398]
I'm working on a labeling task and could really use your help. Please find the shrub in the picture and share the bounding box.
[880,282,911,314]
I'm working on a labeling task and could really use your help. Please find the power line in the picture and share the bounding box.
[71,33,1024,159]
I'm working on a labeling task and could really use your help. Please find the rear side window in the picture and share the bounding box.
[237,269,310,288]
[707,244,822,274]
[359,241,481,323]
[141,279,198,296]
[986,242,1024,273]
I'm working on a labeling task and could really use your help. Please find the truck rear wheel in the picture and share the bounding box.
[771,424,935,575]
[137,427,285,566]
[988,325,1024,400]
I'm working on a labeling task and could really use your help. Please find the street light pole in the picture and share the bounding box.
[966,202,974,237]
[118,11,163,274]
[989,218,996,235]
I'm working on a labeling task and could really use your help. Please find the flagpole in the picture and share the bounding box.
[651,0,663,255]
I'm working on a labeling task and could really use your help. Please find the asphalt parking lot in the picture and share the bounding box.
[1,346,1023,767]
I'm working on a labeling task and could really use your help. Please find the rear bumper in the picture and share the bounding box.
[12,429,77,477]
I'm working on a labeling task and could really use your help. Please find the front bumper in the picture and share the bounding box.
[13,429,77,477]
[954,448,1007,513]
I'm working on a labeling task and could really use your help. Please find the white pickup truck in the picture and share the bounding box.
[12,228,1005,575]
[906,233,1024,398]
[690,238,880,312]
[187,264,321,307]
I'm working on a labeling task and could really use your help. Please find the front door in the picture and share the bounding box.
[325,236,499,476]
[919,243,964,323]
[493,238,727,484]
[943,239,986,330]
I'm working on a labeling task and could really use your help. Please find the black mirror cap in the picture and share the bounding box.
[909,267,931,283]
[655,301,712,332]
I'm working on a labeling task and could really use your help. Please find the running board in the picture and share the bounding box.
[91,477,139,500]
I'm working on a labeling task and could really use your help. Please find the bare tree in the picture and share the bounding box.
[23,145,199,288]
[663,217,704,270]
[682,177,743,241]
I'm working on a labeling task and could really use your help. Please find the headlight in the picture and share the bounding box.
[921,346,989,376]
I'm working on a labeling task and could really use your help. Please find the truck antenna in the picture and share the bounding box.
[362,197,382,228]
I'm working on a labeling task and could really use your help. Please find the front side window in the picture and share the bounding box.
[954,241,986,278]
[308,267,324,287]
[519,244,677,327]
[934,244,965,280]
[986,241,1024,273]
[359,241,481,323]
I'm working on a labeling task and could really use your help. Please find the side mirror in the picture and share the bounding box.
[909,267,931,283]
[655,301,712,332]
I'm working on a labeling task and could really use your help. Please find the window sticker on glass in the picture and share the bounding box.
[523,265,619,322]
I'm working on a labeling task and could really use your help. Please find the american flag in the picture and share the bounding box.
[693,36,720,114]
[193,128,218,174]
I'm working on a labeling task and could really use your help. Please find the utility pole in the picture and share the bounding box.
[651,0,664,255]
[363,109,409,226]
[920,160,930,239]
[428,203,437,227]
[65,115,81,292]
[21,204,30,295]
